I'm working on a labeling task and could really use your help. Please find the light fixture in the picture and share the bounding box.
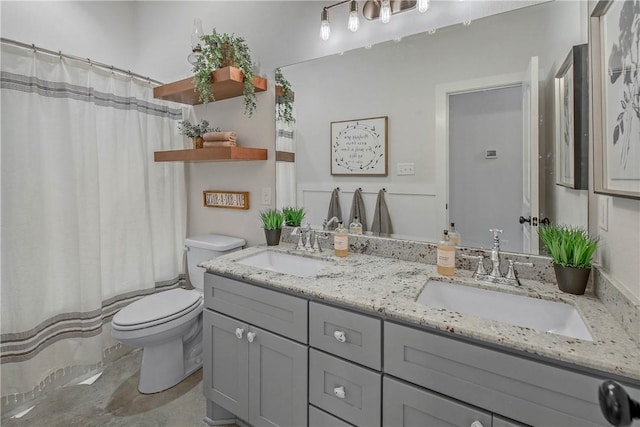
[187,18,204,65]
[380,0,392,23]
[348,0,360,32]
[320,8,331,41]
[320,0,428,41]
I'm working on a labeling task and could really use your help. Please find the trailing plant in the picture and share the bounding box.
[275,68,295,125]
[283,206,305,227]
[538,224,598,268]
[192,29,258,116]
[259,209,284,230]
[178,119,220,138]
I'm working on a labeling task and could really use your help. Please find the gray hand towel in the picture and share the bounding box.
[326,188,342,230]
[371,189,393,235]
[349,188,367,232]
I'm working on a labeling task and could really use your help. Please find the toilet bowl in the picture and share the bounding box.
[111,233,245,394]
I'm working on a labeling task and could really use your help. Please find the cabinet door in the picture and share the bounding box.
[383,376,492,427]
[203,310,249,420]
[248,325,308,427]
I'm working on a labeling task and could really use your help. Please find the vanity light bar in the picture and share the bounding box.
[320,0,429,41]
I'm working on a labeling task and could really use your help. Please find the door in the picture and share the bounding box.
[248,325,308,427]
[521,56,540,254]
[203,310,249,420]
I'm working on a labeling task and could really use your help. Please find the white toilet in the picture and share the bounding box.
[111,233,245,394]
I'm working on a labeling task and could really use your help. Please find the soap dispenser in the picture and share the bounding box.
[334,222,348,257]
[349,217,363,235]
[437,230,455,276]
[448,222,460,246]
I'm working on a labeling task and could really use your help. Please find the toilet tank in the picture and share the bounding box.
[185,234,245,290]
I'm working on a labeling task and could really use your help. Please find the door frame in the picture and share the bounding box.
[434,72,526,236]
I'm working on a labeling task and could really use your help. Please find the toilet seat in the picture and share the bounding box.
[112,288,202,331]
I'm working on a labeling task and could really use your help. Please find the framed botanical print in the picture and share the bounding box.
[555,44,589,189]
[591,1,640,199]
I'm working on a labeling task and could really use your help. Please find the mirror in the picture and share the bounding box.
[276,1,589,254]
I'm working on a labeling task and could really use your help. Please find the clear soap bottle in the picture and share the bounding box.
[437,230,455,276]
[448,222,461,246]
[349,217,363,235]
[334,222,349,257]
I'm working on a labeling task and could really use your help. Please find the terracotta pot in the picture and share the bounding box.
[264,228,282,246]
[553,264,591,295]
[193,137,204,149]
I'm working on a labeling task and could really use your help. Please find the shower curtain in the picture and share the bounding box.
[0,43,187,403]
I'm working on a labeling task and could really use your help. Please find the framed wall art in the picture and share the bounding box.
[203,190,250,209]
[331,116,388,176]
[591,1,640,199]
[554,43,589,189]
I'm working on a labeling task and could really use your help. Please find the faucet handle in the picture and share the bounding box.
[505,260,533,285]
[461,254,487,276]
[490,228,504,240]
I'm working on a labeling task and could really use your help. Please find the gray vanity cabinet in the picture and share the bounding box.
[203,274,308,427]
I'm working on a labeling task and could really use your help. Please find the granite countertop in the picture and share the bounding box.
[201,245,640,382]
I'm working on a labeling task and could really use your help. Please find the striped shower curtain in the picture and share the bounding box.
[0,42,187,407]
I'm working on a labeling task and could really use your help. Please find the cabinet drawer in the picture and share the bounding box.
[205,273,308,343]
[309,349,381,427]
[309,405,353,427]
[384,321,614,427]
[383,376,492,427]
[309,302,381,370]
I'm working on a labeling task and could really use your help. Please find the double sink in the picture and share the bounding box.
[235,250,592,342]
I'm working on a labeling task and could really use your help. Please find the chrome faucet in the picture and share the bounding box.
[323,216,339,230]
[291,223,325,253]
[462,229,532,286]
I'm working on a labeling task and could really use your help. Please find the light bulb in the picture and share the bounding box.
[320,8,331,41]
[348,0,359,32]
[417,0,430,13]
[190,18,204,52]
[380,0,391,23]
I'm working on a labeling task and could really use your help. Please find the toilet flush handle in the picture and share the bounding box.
[235,328,245,339]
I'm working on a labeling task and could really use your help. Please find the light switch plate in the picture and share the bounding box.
[598,196,609,231]
[261,187,272,205]
[397,162,415,176]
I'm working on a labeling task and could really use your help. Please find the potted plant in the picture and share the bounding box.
[283,206,305,227]
[178,119,219,149]
[538,224,599,295]
[192,29,258,116]
[260,209,284,246]
[275,68,295,125]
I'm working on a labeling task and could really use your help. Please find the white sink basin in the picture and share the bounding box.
[236,251,331,278]
[417,280,593,341]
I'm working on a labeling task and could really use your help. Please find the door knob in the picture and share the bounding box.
[333,386,346,399]
[540,217,551,225]
[235,328,244,339]
[470,421,484,427]
[519,216,531,224]
[247,331,256,343]
[333,330,347,343]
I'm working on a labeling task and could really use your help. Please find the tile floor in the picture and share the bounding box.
[1,350,217,427]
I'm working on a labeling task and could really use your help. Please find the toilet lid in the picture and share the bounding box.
[112,288,202,328]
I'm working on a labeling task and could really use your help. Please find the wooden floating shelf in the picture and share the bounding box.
[154,147,268,162]
[153,66,267,105]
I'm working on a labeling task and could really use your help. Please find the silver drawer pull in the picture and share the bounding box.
[333,330,347,343]
[470,421,484,427]
[333,386,346,399]
[247,331,256,343]
[235,328,244,339]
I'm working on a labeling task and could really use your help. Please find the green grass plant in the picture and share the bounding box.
[538,224,598,268]
[259,209,284,230]
[283,206,305,227]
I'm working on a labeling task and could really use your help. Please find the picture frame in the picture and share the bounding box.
[331,116,388,176]
[203,190,250,209]
[591,1,640,199]
[554,44,589,189]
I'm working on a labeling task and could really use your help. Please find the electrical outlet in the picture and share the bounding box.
[397,162,415,176]
[261,187,272,205]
